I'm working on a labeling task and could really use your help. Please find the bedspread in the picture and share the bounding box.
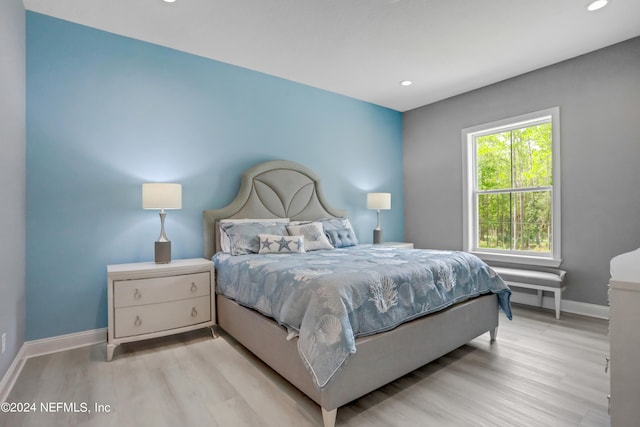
[213,245,511,388]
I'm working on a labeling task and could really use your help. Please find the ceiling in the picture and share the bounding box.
[23,0,640,112]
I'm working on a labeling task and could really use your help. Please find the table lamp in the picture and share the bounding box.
[142,183,182,263]
[367,192,391,244]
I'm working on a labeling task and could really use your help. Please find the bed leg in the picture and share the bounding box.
[490,327,498,342]
[321,407,337,427]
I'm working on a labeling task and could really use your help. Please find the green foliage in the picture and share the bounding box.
[475,123,552,253]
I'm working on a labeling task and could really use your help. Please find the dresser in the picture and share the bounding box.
[107,258,215,361]
[609,250,640,426]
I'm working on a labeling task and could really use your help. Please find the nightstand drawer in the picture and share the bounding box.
[114,295,211,338]
[114,272,211,308]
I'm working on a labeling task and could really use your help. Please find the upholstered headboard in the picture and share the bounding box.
[203,160,346,259]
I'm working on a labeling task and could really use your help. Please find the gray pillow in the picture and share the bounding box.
[220,222,288,255]
[219,218,289,253]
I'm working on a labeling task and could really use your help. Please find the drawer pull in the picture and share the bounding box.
[134,316,142,327]
[134,289,142,300]
[191,282,197,293]
[191,307,198,317]
[605,356,610,373]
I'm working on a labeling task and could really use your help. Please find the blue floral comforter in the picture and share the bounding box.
[213,245,511,388]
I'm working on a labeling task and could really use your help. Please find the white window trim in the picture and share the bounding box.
[461,107,562,267]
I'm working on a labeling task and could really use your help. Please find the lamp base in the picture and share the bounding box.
[155,241,171,264]
[373,229,383,244]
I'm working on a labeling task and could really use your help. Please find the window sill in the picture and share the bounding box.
[470,251,562,268]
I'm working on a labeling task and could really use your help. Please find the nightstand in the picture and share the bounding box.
[376,242,414,249]
[107,258,215,361]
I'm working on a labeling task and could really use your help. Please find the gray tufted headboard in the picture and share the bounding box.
[203,160,346,259]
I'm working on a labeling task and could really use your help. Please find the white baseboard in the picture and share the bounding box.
[0,344,27,403]
[510,290,609,319]
[0,328,107,402]
[23,328,107,359]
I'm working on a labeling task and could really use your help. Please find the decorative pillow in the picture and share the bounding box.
[324,228,359,248]
[258,234,305,254]
[286,222,334,251]
[219,218,289,253]
[318,217,359,248]
[220,221,288,255]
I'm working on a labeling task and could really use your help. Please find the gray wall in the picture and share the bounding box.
[0,0,26,379]
[403,36,640,306]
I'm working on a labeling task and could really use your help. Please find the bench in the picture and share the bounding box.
[492,266,567,319]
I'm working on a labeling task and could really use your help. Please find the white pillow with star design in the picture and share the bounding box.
[258,234,306,254]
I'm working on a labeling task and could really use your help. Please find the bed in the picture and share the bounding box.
[203,160,511,427]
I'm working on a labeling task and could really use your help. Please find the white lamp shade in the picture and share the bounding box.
[367,193,391,210]
[142,183,182,210]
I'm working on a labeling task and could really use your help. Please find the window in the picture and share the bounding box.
[462,107,561,267]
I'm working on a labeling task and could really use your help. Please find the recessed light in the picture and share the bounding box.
[400,80,412,87]
[587,0,608,11]
[163,0,176,3]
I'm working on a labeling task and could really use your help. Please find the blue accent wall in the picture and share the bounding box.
[26,12,403,340]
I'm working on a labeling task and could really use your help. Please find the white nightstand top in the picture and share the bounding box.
[374,242,414,249]
[107,258,213,279]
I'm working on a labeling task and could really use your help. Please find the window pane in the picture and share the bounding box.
[513,190,552,252]
[511,124,552,188]
[476,132,511,190]
[477,190,551,253]
[477,193,512,250]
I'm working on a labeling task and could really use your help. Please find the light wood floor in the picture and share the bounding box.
[2,304,610,427]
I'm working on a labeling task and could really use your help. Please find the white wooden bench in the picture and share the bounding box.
[492,266,566,319]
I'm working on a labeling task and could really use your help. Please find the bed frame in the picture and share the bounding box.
[203,160,499,427]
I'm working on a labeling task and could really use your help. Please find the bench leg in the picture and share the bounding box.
[554,290,561,320]
[537,290,543,307]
